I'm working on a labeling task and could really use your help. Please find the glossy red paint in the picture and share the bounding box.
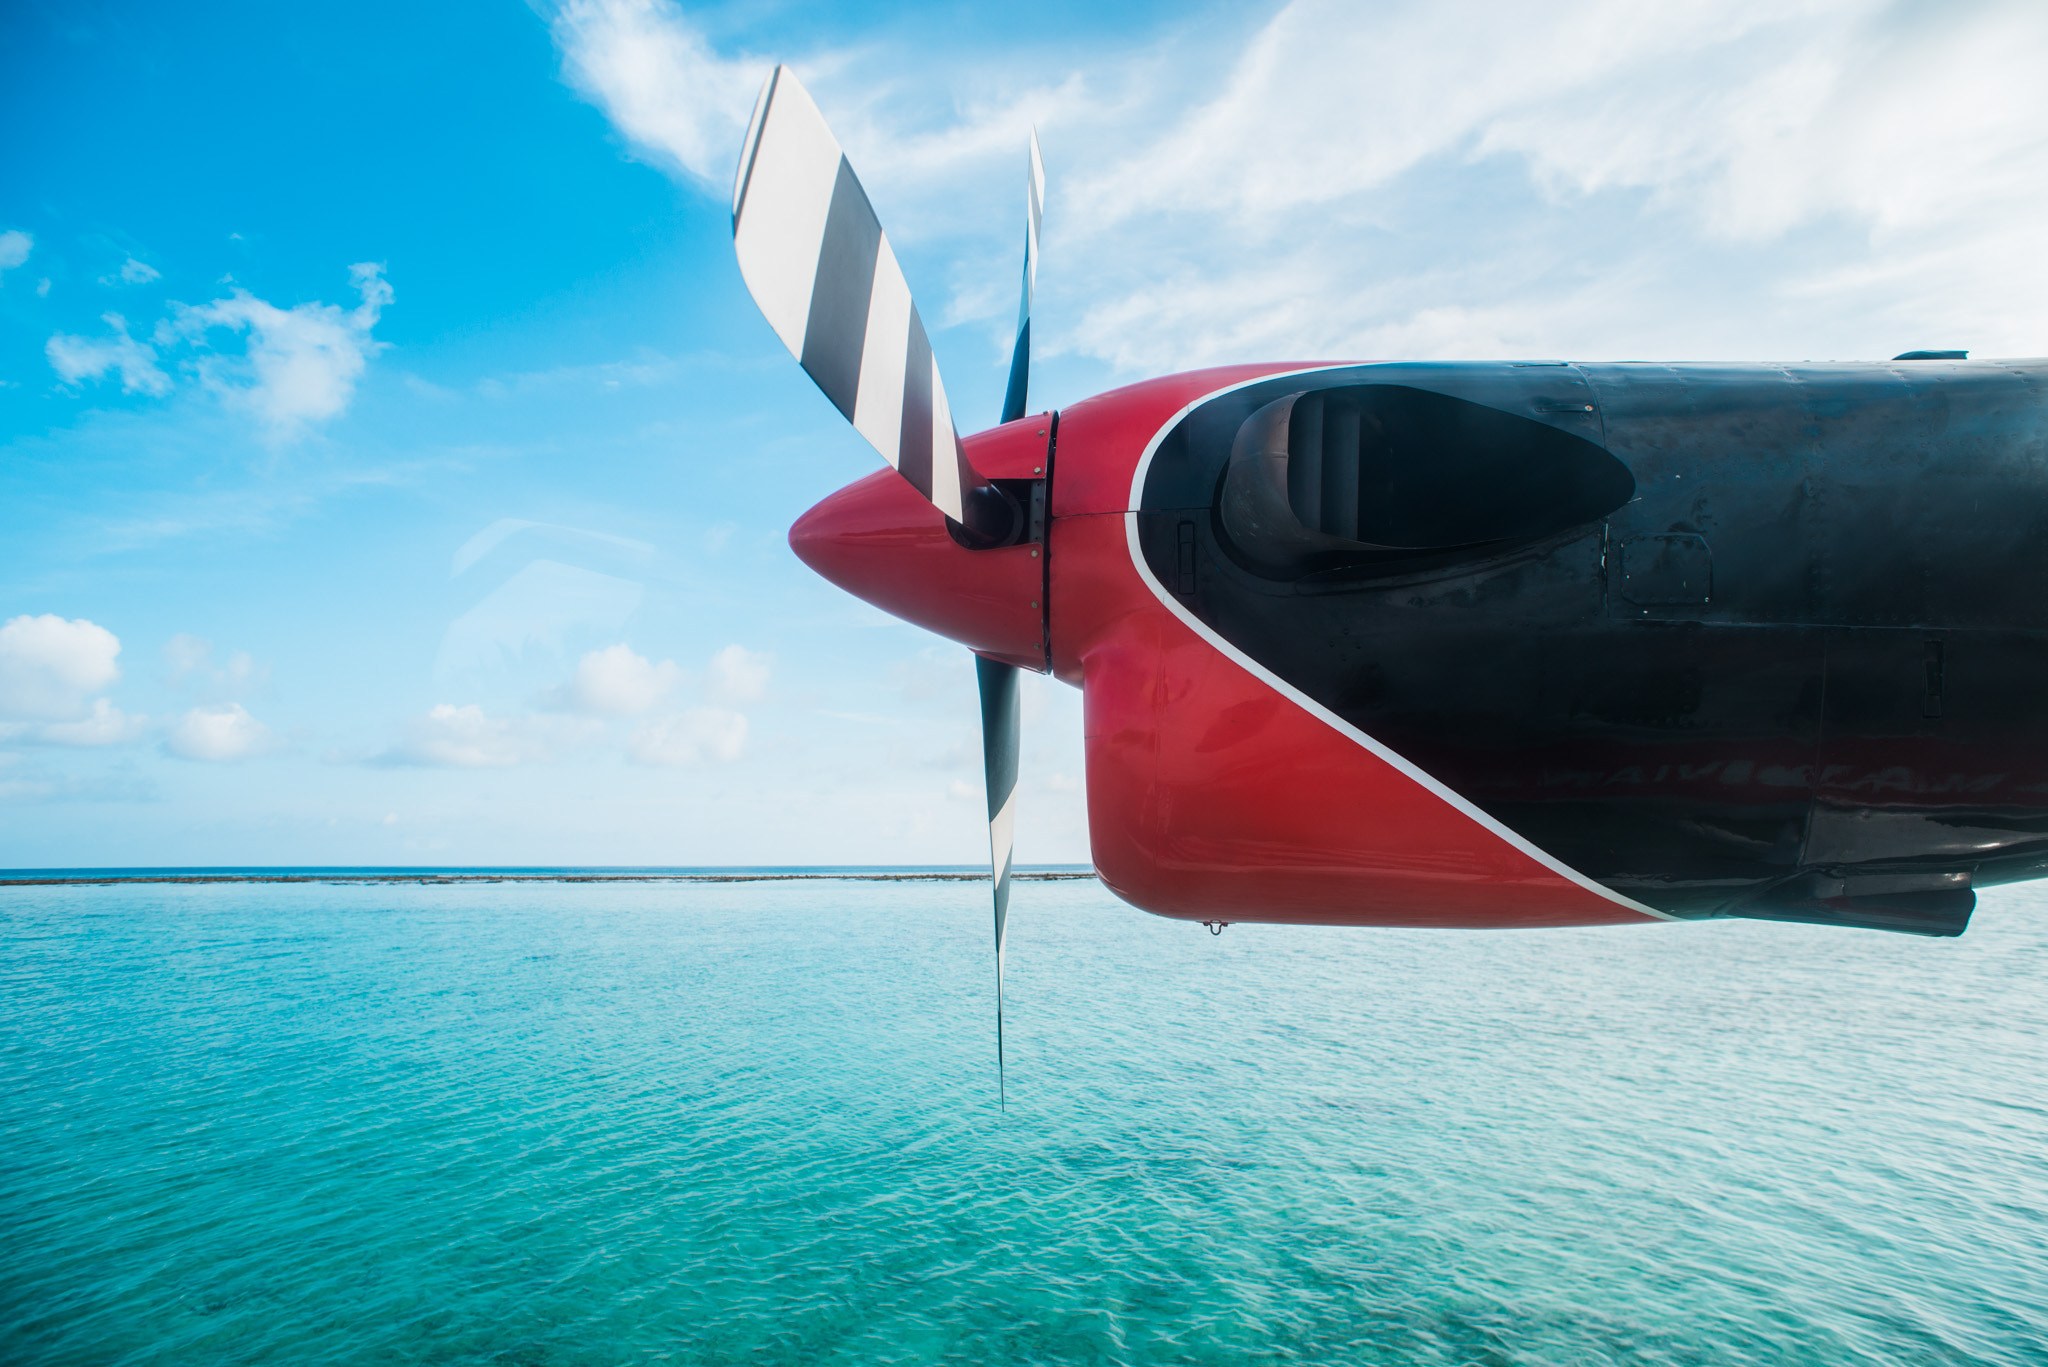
[1045,375,1662,929]
[788,421,1050,671]
[1052,363,1335,515]
[968,416,1057,481]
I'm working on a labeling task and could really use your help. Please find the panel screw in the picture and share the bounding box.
[1030,548,1039,557]
[1030,601,1039,609]
[1033,466,1043,474]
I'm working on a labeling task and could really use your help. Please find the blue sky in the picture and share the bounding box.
[4,0,2045,868]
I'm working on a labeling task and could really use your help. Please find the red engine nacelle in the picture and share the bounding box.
[791,365,1663,931]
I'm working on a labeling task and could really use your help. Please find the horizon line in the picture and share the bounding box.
[1,863,1100,888]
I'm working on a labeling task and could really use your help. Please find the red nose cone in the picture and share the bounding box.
[790,466,1046,670]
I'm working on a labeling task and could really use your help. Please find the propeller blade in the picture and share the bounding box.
[979,134,1044,1107]
[732,65,1007,537]
[976,653,1021,1107]
[999,129,1045,426]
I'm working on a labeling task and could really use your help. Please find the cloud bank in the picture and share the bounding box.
[0,230,31,280]
[0,615,122,720]
[45,263,393,438]
[704,643,770,705]
[553,0,2048,378]
[386,641,770,768]
[47,315,172,396]
[551,0,767,188]
[165,703,272,761]
[551,642,683,716]
[628,708,746,766]
[101,256,160,286]
[379,703,590,769]
[164,634,267,697]
[165,262,392,436]
[0,615,146,747]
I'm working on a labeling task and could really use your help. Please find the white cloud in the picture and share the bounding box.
[0,614,123,720]
[551,643,683,716]
[101,256,160,286]
[164,262,391,437]
[165,702,272,761]
[46,314,172,396]
[0,617,141,748]
[163,633,212,681]
[379,703,597,768]
[0,230,30,277]
[381,640,758,767]
[551,0,768,187]
[1050,0,2048,370]
[219,649,262,688]
[164,634,267,695]
[34,698,147,747]
[1470,3,2043,243]
[628,707,747,765]
[392,703,526,768]
[163,635,216,680]
[704,643,770,704]
[44,264,391,430]
[530,641,769,759]
[557,0,2048,382]
[1061,1,1781,235]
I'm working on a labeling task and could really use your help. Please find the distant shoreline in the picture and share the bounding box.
[1,869,1097,888]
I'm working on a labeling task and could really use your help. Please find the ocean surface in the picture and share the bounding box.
[4,873,2048,1366]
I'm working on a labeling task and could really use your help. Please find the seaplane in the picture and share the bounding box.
[729,67,2048,1079]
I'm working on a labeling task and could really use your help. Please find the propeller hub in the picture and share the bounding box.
[790,462,1047,671]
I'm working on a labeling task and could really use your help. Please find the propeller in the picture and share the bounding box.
[732,66,1015,543]
[732,69,1046,1105]
[1001,129,1045,428]
[980,129,1044,1107]
[977,653,1021,1106]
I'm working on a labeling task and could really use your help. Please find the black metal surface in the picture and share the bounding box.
[1138,360,2048,932]
[1002,317,1032,426]
[977,655,1021,1102]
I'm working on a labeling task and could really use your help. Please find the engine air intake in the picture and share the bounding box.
[1218,385,1634,579]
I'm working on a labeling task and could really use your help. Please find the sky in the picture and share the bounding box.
[3,0,2046,869]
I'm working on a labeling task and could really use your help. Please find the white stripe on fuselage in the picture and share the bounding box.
[1119,366,1676,922]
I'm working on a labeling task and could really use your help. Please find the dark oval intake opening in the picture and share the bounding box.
[1218,385,1635,579]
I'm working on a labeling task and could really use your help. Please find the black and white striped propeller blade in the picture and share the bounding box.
[999,129,1044,427]
[976,655,1020,1107]
[735,72,1042,1104]
[732,65,1010,539]
[977,132,1043,1107]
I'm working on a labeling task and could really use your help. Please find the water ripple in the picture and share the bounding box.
[3,879,2047,1364]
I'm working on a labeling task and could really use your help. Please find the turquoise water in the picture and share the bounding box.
[5,877,2048,1365]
